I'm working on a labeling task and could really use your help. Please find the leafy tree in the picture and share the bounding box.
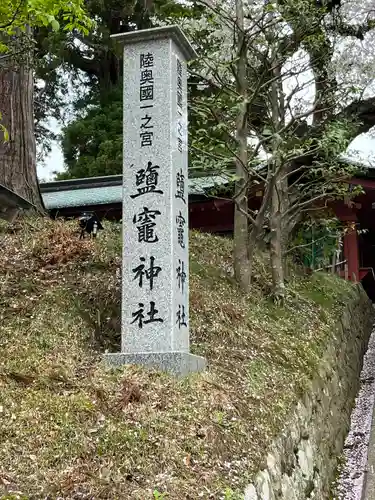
[290,215,343,271]
[49,0,375,300]
[183,0,375,297]
[0,0,91,211]
[57,87,123,179]
[32,0,155,171]
[40,0,206,179]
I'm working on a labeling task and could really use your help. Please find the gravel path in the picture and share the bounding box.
[335,328,375,500]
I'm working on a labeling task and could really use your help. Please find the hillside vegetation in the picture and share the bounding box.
[0,218,353,499]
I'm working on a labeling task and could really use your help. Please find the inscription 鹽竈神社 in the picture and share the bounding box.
[174,56,188,336]
[132,52,164,329]
[175,168,186,204]
[176,210,186,249]
[132,256,162,291]
[133,206,161,244]
[131,301,164,328]
[105,25,206,375]
[130,161,164,199]
[176,304,187,328]
[176,259,186,293]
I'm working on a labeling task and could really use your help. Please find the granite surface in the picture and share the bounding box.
[104,27,206,375]
[103,351,207,377]
[121,34,190,354]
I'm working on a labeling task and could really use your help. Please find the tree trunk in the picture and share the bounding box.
[233,0,251,292]
[270,179,285,301]
[268,41,286,301]
[0,57,44,211]
[279,175,291,278]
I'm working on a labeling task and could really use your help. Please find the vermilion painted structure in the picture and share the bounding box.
[330,176,375,299]
[40,170,375,298]
[188,174,375,299]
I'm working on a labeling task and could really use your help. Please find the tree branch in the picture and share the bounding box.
[326,18,375,40]
[336,96,375,138]
[59,44,99,77]
[0,0,23,29]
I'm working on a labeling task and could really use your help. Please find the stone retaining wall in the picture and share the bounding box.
[244,285,374,500]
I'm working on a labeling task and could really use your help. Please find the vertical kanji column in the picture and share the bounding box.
[104,26,206,376]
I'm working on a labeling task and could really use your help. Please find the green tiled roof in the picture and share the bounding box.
[41,154,372,211]
[43,185,121,210]
[41,175,229,210]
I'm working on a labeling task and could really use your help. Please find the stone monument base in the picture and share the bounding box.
[103,351,207,377]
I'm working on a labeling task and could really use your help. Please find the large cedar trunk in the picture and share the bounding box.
[0,61,44,211]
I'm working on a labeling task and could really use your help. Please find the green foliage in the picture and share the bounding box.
[319,119,359,159]
[0,112,9,142]
[189,92,238,177]
[54,0,206,179]
[34,0,158,160]
[223,488,244,500]
[291,217,342,270]
[0,0,92,53]
[0,0,92,152]
[58,87,123,179]
[153,491,168,499]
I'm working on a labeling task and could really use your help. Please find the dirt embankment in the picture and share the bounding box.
[0,218,357,499]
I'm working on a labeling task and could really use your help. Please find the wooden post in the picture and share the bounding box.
[343,226,359,282]
[331,251,336,274]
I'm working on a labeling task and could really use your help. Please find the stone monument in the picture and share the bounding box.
[104,26,206,376]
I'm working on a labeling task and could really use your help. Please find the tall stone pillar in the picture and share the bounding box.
[104,26,206,376]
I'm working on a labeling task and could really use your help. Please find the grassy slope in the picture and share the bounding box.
[0,218,353,500]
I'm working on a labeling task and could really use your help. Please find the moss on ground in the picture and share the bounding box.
[0,217,353,499]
